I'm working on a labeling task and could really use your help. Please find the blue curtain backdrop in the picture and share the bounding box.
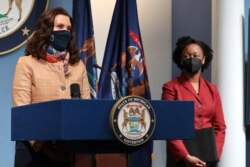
[73,0,98,99]
[98,0,152,166]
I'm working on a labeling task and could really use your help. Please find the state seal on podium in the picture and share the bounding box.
[110,96,156,146]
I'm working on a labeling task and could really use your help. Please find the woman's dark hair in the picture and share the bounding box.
[172,36,213,72]
[25,7,80,65]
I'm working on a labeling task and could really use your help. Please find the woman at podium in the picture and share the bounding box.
[12,7,91,167]
[161,36,226,167]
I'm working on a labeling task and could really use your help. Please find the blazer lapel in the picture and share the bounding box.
[197,77,206,101]
[178,74,201,102]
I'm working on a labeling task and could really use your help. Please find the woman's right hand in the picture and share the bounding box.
[183,154,206,167]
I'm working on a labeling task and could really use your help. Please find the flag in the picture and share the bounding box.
[73,0,98,99]
[98,0,151,99]
[98,0,152,166]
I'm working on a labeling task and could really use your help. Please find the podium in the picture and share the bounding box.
[11,99,194,153]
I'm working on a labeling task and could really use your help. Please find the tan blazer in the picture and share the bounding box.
[12,55,90,106]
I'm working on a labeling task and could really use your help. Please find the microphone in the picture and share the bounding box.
[70,83,81,98]
[93,63,121,99]
[93,63,103,70]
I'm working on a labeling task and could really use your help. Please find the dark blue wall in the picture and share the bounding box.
[172,0,211,81]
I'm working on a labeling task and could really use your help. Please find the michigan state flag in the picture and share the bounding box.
[98,0,152,166]
[73,0,98,99]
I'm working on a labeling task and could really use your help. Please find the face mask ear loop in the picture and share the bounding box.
[180,60,184,70]
[50,35,54,42]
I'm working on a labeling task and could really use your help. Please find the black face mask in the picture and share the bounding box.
[182,57,203,74]
[49,30,71,51]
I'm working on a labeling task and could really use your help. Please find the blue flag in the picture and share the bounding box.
[98,0,151,100]
[98,0,152,166]
[73,0,98,99]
